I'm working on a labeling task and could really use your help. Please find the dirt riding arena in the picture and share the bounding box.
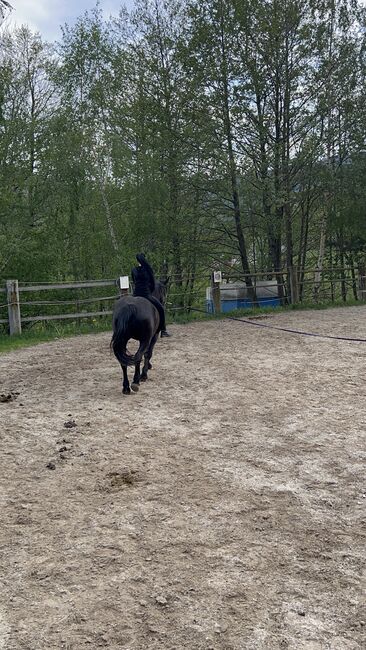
[0,306,365,650]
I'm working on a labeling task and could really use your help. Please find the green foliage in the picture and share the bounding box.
[0,0,365,306]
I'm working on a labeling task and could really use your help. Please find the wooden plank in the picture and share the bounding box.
[226,267,352,279]
[21,310,113,323]
[22,295,118,306]
[19,280,116,292]
[224,272,287,280]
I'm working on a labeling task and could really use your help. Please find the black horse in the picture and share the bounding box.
[111,295,160,394]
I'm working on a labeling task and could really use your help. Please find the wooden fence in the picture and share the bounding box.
[1,266,365,335]
[217,265,366,308]
[0,279,119,335]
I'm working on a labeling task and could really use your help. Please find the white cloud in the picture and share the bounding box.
[6,1,134,41]
[9,0,50,26]
[8,0,63,40]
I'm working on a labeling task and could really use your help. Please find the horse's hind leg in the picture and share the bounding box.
[141,334,158,382]
[131,361,141,392]
[121,365,131,395]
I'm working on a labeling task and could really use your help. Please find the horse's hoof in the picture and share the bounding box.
[148,362,152,370]
[140,375,147,383]
[131,383,140,392]
[122,388,131,395]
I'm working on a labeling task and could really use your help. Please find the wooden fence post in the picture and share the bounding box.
[6,279,21,335]
[289,266,299,305]
[358,264,366,301]
[211,272,221,314]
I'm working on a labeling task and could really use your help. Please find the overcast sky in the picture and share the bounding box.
[7,1,135,42]
[6,0,366,43]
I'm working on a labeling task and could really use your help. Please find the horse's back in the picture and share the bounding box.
[113,295,156,316]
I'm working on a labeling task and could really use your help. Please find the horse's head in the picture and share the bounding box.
[154,279,169,304]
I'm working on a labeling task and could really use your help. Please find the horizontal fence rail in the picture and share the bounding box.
[0,280,116,293]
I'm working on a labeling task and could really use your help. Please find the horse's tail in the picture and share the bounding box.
[111,303,148,367]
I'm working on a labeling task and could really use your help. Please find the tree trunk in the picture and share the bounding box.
[298,180,311,301]
[98,175,119,258]
[272,41,285,304]
[283,23,294,303]
[347,254,358,301]
[313,219,327,302]
[218,2,255,302]
[337,229,347,302]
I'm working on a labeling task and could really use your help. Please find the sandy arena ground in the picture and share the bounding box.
[0,306,365,650]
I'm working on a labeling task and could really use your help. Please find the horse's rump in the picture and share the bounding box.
[111,296,159,367]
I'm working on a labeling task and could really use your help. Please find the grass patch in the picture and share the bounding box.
[289,297,362,311]
[1,297,365,353]
[169,296,365,324]
[0,318,111,354]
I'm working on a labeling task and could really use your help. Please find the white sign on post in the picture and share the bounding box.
[213,271,222,283]
[119,276,130,290]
